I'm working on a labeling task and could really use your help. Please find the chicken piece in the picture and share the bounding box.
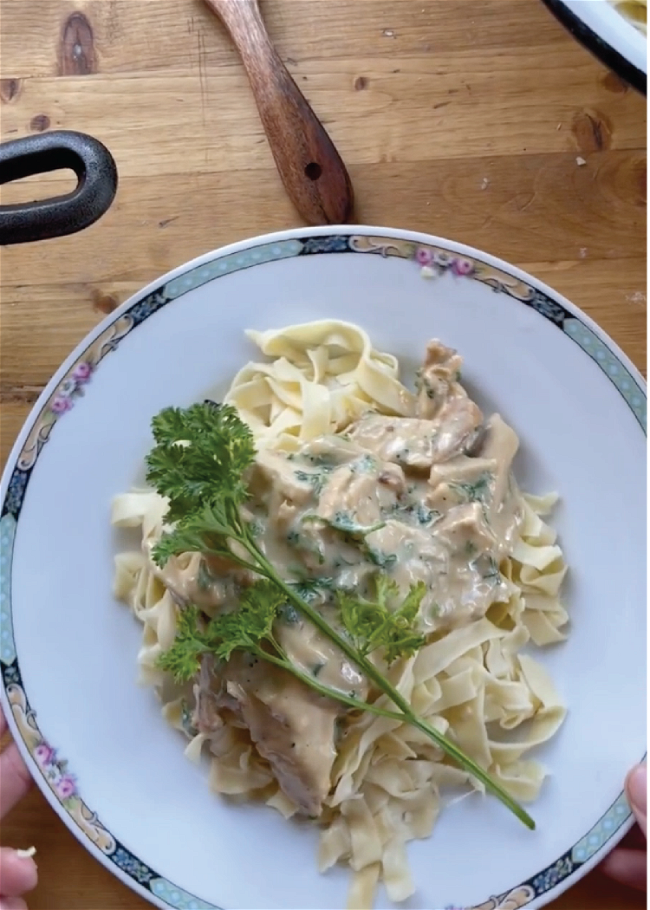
[348,415,440,471]
[433,502,497,555]
[480,414,520,508]
[377,462,407,493]
[317,463,385,525]
[431,396,483,462]
[416,339,465,419]
[429,455,497,489]
[146,545,253,610]
[299,434,367,467]
[193,655,226,735]
[277,617,368,699]
[246,448,315,509]
[348,404,483,472]
[194,653,338,817]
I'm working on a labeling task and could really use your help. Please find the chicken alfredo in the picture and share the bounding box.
[112,321,568,909]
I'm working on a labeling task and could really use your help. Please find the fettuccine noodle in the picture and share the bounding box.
[112,321,569,909]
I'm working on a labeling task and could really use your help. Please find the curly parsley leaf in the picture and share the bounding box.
[337,576,427,664]
[158,581,285,679]
[146,401,255,524]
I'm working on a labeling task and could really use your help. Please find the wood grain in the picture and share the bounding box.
[0,1,646,909]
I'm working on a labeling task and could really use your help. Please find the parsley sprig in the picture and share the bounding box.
[146,401,534,830]
[337,576,427,664]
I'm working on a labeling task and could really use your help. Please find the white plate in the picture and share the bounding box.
[542,0,646,91]
[1,226,646,910]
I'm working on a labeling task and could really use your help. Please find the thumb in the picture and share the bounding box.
[625,764,647,837]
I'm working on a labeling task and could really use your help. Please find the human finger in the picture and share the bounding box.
[613,824,646,852]
[600,847,647,890]
[0,896,28,910]
[0,743,33,818]
[626,764,647,837]
[0,850,37,898]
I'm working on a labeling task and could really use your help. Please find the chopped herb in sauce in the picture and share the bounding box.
[302,510,385,539]
[279,602,301,624]
[449,472,493,504]
[473,554,501,584]
[294,468,333,495]
[416,504,440,526]
[286,524,326,564]
[196,559,214,591]
[351,454,377,474]
[289,576,334,603]
[248,518,265,538]
[364,547,398,570]
[388,501,440,527]
[181,700,198,738]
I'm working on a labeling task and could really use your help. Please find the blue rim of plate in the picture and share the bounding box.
[540,0,647,95]
[0,229,646,910]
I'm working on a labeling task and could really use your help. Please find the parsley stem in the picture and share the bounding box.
[255,647,412,723]
[244,538,535,831]
[147,402,535,830]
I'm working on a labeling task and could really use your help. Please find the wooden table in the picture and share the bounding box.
[0,0,646,908]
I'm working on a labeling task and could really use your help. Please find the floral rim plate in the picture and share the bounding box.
[0,226,646,910]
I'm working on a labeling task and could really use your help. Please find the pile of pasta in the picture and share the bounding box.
[112,321,569,909]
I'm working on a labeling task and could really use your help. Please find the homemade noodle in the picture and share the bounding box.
[112,321,569,908]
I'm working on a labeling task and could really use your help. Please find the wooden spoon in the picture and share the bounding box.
[204,0,354,225]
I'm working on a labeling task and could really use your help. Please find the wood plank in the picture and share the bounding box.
[0,0,646,908]
[2,56,645,175]
[0,150,646,293]
[0,0,600,79]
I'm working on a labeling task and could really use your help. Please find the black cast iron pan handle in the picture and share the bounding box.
[0,130,118,245]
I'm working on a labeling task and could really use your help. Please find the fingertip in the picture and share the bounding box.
[0,896,28,910]
[625,764,648,836]
[0,848,38,895]
[625,764,647,809]
[21,855,38,891]
[601,847,647,891]
[0,744,33,818]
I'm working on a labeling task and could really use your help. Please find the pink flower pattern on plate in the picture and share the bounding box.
[51,396,73,414]
[451,258,473,276]
[34,743,54,765]
[415,246,433,266]
[34,740,77,800]
[55,775,77,800]
[72,362,92,382]
[50,361,94,416]
[414,247,475,279]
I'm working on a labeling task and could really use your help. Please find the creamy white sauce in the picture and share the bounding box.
[151,341,523,689]
[147,340,525,815]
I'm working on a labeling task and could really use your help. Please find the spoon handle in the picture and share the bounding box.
[204,0,354,225]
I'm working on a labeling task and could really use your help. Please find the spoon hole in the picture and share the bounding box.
[304,162,322,180]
